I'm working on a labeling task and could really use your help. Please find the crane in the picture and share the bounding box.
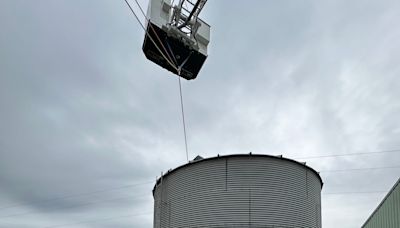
[142,0,210,80]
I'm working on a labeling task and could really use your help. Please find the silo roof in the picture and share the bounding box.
[153,153,323,194]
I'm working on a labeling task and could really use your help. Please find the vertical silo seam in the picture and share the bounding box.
[225,158,228,191]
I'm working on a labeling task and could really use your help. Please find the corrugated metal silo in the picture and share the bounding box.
[153,154,323,228]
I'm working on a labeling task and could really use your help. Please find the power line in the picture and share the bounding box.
[0,180,153,211]
[323,191,387,195]
[0,193,150,219]
[293,149,400,159]
[1,165,398,212]
[42,211,152,228]
[0,191,385,227]
[320,165,400,173]
[0,186,390,221]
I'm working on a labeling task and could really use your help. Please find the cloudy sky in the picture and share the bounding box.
[1,0,399,227]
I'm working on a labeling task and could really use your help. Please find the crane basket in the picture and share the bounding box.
[142,0,210,80]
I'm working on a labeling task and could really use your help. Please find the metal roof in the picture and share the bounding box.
[361,177,400,227]
[153,153,323,195]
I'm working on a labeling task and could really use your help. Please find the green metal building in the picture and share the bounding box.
[362,177,400,228]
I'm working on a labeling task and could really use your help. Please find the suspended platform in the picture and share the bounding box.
[142,0,210,80]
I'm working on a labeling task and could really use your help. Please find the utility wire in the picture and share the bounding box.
[1,164,399,212]
[0,185,392,221]
[42,211,153,228]
[11,187,384,228]
[320,165,400,173]
[0,193,150,219]
[323,191,387,195]
[0,187,388,220]
[0,180,153,211]
[294,149,400,160]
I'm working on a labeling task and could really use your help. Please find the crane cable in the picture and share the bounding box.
[131,0,178,68]
[178,77,189,161]
[129,0,190,162]
[123,0,190,162]
[123,0,178,72]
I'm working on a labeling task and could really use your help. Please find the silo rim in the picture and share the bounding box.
[153,153,323,195]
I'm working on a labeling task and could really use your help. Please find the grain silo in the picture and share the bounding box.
[153,154,323,228]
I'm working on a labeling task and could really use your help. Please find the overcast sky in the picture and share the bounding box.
[1,0,399,227]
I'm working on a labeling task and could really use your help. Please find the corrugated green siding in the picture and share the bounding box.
[362,178,400,228]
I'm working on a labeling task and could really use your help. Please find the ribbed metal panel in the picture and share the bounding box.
[153,154,323,228]
[362,178,400,228]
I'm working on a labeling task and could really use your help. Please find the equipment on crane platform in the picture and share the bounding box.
[142,0,210,80]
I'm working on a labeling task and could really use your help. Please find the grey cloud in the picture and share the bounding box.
[1,0,400,227]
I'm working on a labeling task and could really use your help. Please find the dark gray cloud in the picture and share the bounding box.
[1,0,399,227]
